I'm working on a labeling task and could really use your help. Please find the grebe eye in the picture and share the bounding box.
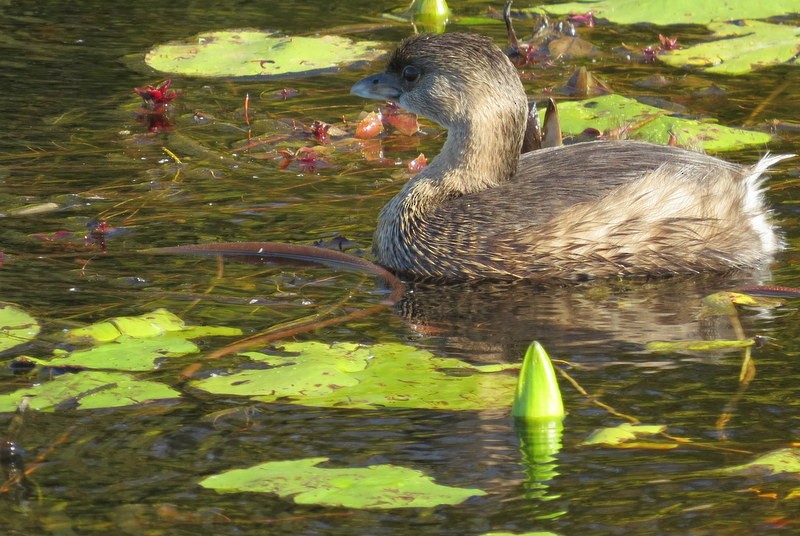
[401,65,420,82]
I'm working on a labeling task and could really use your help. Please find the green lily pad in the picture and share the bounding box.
[553,94,772,150]
[191,341,519,410]
[199,457,486,509]
[582,423,666,446]
[722,448,800,476]
[0,370,180,412]
[0,302,40,353]
[533,0,799,26]
[66,308,241,343]
[22,334,200,371]
[658,21,800,74]
[21,309,242,371]
[145,30,386,78]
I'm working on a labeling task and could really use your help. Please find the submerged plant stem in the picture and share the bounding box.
[142,242,405,376]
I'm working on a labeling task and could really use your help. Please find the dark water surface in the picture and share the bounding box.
[1,1,799,534]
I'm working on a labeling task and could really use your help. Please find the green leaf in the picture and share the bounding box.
[23,334,200,371]
[532,0,798,26]
[145,30,386,78]
[199,457,486,509]
[658,21,800,74]
[722,448,800,476]
[553,94,772,151]
[24,309,244,371]
[0,302,40,353]
[0,370,180,412]
[191,341,519,410]
[582,423,666,446]
[645,339,756,352]
[525,1,800,74]
[66,308,240,343]
[512,342,565,421]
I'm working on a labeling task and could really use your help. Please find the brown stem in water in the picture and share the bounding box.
[144,242,405,377]
[743,80,790,127]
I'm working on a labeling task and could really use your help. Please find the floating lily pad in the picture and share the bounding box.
[0,302,39,353]
[20,309,241,371]
[67,308,184,342]
[582,423,667,446]
[524,1,799,73]
[191,341,519,410]
[658,20,800,74]
[534,0,799,26]
[199,457,486,509]
[721,448,800,476]
[22,334,200,372]
[0,370,180,412]
[552,94,772,150]
[66,308,241,344]
[145,30,386,78]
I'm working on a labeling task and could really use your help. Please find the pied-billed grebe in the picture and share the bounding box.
[351,33,792,281]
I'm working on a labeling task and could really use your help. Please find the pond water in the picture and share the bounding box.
[1,1,799,534]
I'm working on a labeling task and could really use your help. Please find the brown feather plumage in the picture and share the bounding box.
[350,33,792,281]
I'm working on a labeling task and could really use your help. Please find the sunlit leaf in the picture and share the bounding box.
[22,334,200,371]
[658,21,800,74]
[532,0,798,26]
[553,94,772,150]
[526,1,800,74]
[191,341,519,410]
[199,457,486,509]
[582,423,666,446]
[0,303,40,353]
[645,339,756,352]
[0,370,180,412]
[722,448,800,476]
[381,105,421,135]
[145,30,385,78]
[355,111,384,139]
[20,309,242,371]
[66,308,241,343]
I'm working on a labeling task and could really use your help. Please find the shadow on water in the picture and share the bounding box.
[396,272,769,358]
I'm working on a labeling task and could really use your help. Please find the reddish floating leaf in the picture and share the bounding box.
[355,112,384,139]
[134,79,177,108]
[381,105,420,136]
[407,153,427,173]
